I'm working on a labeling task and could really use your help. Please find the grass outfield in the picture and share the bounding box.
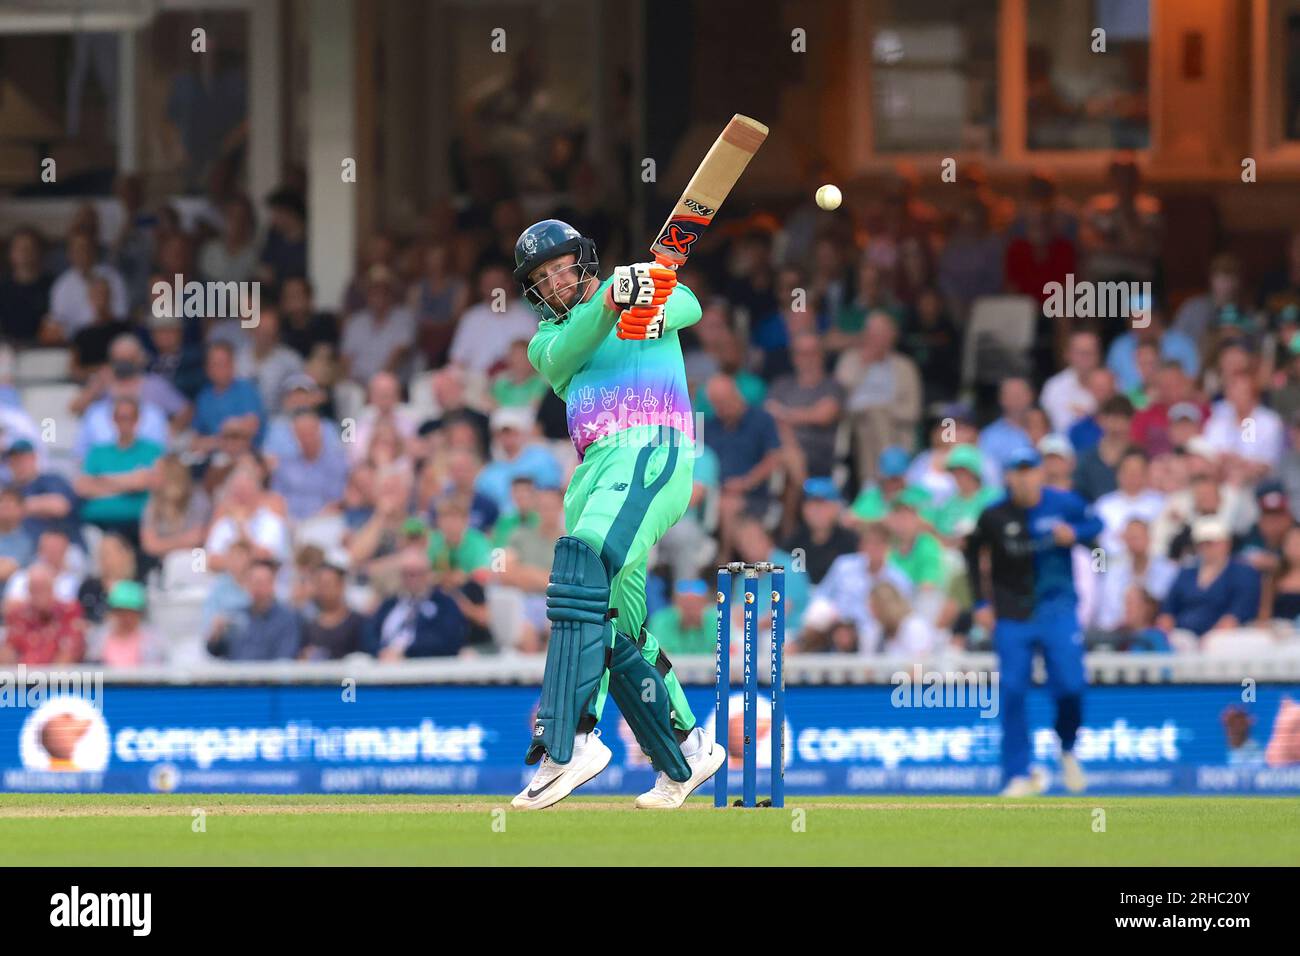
[0,794,1295,866]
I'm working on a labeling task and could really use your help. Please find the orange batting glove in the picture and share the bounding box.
[617,304,666,340]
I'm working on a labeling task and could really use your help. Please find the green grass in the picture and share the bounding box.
[0,794,1295,866]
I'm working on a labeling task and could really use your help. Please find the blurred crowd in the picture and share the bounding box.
[2,153,1300,668]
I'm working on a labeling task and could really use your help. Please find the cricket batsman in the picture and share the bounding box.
[509,219,725,810]
[965,446,1102,796]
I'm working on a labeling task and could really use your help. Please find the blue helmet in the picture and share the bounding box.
[513,219,599,320]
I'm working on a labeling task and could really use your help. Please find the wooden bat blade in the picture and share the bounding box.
[650,113,768,266]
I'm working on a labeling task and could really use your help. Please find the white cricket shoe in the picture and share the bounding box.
[634,727,727,809]
[1000,768,1048,798]
[510,730,612,810]
[1060,752,1087,793]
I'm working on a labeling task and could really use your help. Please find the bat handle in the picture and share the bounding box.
[653,254,680,270]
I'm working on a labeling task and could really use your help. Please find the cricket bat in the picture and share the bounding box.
[649,113,769,268]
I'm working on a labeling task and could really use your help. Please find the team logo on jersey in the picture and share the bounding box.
[1005,522,1021,536]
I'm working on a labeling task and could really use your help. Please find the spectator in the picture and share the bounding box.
[298,561,365,660]
[1158,517,1261,640]
[1004,189,1077,309]
[1264,525,1300,621]
[421,366,492,454]
[1039,435,1075,491]
[493,482,566,653]
[1130,361,1206,457]
[270,409,349,521]
[901,287,961,406]
[1094,449,1165,554]
[835,311,922,481]
[868,580,941,657]
[1237,480,1294,578]
[4,530,82,606]
[937,199,1004,323]
[979,377,1036,475]
[76,531,139,625]
[766,332,843,480]
[365,547,467,659]
[0,486,33,586]
[1172,253,1247,345]
[1159,463,1251,562]
[0,228,52,345]
[0,564,84,665]
[257,187,308,295]
[75,343,176,459]
[236,307,303,416]
[827,259,900,352]
[349,371,419,466]
[194,341,266,452]
[448,261,539,375]
[47,228,129,341]
[145,308,207,402]
[204,457,291,571]
[427,497,493,645]
[930,445,999,542]
[850,446,925,523]
[198,193,258,283]
[279,276,340,362]
[490,339,547,411]
[1041,329,1101,434]
[347,464,415,589]
[87,580,163,667]
[1066,367,1118,453]
[475,406,562,515]
[906,405,1000,503]
[73,333,191,434]
[800,522,913,653]
[1073,395,1136,501]
[200,539,253,636]
[69,276,132,379]
[408,242,469,367]
[1203,370,1284,478]
[140,454,212,560]
[6,442,80,546]
[342,233,406,315]
[1086,518,1178,633]
[341,264,416,383]
[207,559,301,660]
[1107,311,1199,394]
[1080,155,1162,284]
[74,397,164,541]
[1281,411,1300,522]
[647,579,715,657]
[691,322,767,418]
[779,478,859,586]
[429,448,499,532]
[885,488,947,596]
[703,374,783,534]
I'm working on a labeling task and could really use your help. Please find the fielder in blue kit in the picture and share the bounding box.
[965,447,1103,796]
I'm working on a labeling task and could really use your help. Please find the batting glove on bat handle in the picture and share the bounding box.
[616,304,666,340]
[611,262,677,307]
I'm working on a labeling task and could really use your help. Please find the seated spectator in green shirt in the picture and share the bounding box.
[493,483,565,653]
[490,340,548,410]
[692,326,767,418]
[491,475,541,548]
[931,445,1000,542]
[74,396,164,539]
[648,579,716,656]
[427,498,494,647]
[851,446,931,523]
[886,488,947,591]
